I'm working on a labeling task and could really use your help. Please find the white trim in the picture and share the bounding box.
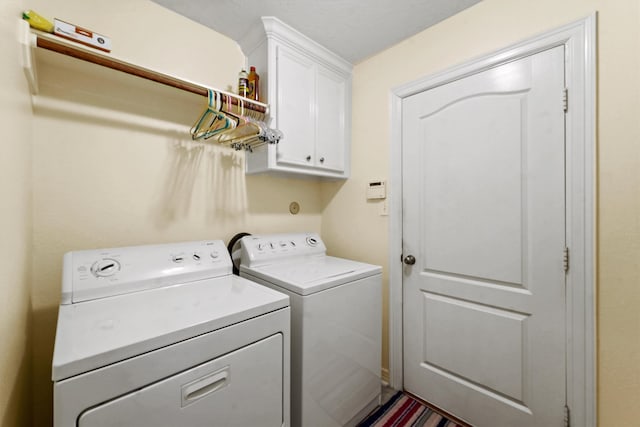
[389,92,404,389]
[18,19,38,95]
[388,15,596,426]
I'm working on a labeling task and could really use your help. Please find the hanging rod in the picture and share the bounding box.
[19,21,268,114]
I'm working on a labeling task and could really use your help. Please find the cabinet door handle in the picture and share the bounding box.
[319,157,325,163]
[306,155,311,161]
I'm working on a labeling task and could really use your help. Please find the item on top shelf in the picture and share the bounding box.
[22,10,54,33]
[53,18,111,52]
[238,69,249,98]
[248,66,260,101]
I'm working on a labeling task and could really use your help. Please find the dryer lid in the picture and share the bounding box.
[52,275,289,381]
[241,256,381,296]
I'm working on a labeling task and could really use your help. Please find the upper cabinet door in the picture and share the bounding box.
[316,66,347,172]
[275,44,316,168]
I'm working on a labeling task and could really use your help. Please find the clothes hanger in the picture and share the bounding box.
[213,95,263,144]
[190,90,235,140]
[190,90,278,149]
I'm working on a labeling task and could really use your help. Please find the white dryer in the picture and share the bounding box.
[239,232,382,427]
[52,240,290,427]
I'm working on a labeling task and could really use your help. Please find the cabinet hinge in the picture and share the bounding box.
[563,247,570,273]
[563,88,568,112]
[564,404,570,427]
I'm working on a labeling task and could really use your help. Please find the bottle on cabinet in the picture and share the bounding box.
[248,66,260,101]
[238,69,249,97]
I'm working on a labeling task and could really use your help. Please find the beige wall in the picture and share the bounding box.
[7,0,639,425]
[322,0,640,424]
[0,0,33,426]
[27,0,322,424]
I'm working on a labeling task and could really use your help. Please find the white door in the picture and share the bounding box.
[402,46,566,427]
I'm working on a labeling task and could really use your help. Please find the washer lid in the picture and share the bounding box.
[241,256,382,296]
[52,275,288,381]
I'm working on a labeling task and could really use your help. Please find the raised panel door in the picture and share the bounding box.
[316,66,347,172]
[402,46,566,427]
[275,44,316,168]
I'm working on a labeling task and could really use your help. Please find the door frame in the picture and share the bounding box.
[388,15,596,427]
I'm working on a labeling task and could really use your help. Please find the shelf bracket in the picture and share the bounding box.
[18,19,39,95]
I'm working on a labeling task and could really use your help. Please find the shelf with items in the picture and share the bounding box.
[18,19,268,113]
[18,19,279,150]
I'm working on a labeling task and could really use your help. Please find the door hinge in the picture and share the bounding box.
[563,247,570,273]
[563,88,569,112]
[564,404,570,427]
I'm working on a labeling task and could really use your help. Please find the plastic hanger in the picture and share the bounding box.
[190,89,280,150]
[213,95,261,143]
[190,90,234,140]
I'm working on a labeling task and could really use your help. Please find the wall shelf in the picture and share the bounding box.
[17,19,268,114]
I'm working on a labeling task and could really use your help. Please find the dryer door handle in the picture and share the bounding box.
[181,366,230,407]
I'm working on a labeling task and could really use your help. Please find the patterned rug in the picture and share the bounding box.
[358,392,466,427]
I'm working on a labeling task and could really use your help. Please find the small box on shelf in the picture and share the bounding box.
[53,19,111,52]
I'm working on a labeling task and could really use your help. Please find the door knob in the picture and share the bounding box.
[403,255,416,265]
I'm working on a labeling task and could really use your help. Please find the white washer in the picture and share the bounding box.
[239,232,382,427]
[52,240,290,427]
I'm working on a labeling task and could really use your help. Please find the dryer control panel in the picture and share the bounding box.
[62,240,232,305]
[240,233,327,267]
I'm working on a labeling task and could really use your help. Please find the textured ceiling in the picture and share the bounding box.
[151,0,482,64]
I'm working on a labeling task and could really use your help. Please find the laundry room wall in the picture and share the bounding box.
[0,1,33,426]
[26,0,322,424]
[321,0,640,425]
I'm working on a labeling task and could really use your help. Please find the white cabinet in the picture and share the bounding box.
[240,17,352,179]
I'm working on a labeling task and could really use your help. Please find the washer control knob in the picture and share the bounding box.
[91,258,121,277]
[279,241,287,247]
[172,255,184,263]
[193,252,201,261]
[257,243,265,251]
[306,237,318,247]
[210,251,219,259]
[268,242,275,249]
